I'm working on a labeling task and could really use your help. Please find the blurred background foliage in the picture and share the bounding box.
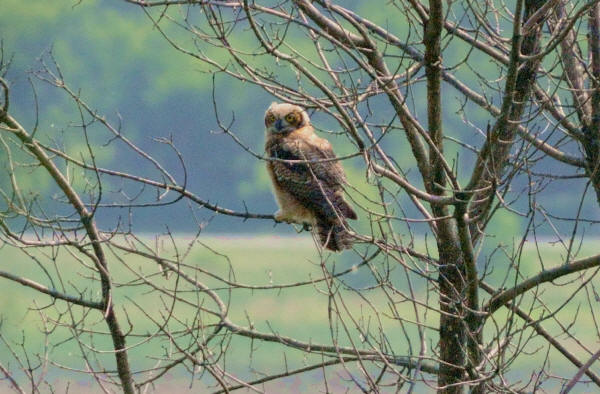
[1,2,600,391]
[0,0,597,243]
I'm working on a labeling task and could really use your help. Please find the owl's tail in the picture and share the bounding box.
[316,217,354,252]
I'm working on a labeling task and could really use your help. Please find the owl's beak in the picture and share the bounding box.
[274,119,284,132]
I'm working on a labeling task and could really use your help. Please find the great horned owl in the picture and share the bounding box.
[264,102,357,251]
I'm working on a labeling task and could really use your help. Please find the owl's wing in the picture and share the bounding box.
[269,139,356,220]
[304,139,348,186]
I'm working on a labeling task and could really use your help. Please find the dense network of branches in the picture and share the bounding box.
[2,0,600,393]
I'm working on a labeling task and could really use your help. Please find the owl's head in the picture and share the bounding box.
[264,102,310,134]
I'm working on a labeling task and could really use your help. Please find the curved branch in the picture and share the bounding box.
[480,281,600,387]
[0,270,103,309]
[0,93,135,394]
[485,253,600,314]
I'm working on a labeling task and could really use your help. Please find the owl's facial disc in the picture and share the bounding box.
[264,103,307,134]
[265,118,287,134]
[267,116,297,134]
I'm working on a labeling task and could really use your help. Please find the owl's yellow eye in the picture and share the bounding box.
[285,113,298,124]
[265,114,276,126]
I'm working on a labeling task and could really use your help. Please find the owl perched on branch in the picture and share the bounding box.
[264,102,357,251]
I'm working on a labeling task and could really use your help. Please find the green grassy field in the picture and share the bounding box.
[0,234,599,393]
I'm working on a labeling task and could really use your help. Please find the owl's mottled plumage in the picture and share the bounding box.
[264,102,357,251]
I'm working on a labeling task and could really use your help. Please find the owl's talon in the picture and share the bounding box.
[274,210,292,224]
[292,223,311,233]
